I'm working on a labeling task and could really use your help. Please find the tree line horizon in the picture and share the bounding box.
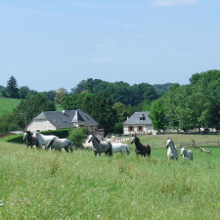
[0,69,219,134]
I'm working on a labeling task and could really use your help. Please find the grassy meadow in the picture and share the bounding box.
[0,98,21,117]
[1,135,220,219]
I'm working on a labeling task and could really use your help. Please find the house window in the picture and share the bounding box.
[140,114,145,121]
[128,126,134,132]
[138,126,143,132]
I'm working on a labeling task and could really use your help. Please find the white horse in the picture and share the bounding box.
[181,146,193,160]
[46,137,73,153]
[111,142,130,155]
[166,138,178,160]
[35,132,58,149]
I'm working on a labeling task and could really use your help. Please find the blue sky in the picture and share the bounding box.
[0,0,219,92]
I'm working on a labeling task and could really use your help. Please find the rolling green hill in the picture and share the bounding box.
[0,97,21,117]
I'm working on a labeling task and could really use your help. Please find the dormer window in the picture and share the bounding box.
[140,114,145,121]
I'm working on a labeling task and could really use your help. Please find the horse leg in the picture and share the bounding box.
[70,144,73,153]
[64,147,69,153]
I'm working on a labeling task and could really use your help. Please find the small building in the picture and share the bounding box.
[123,111,155,135]
[26,109,99,132]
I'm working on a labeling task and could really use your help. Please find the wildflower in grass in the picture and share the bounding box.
[0,203,4,206]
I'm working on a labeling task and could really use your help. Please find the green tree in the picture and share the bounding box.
[0,113,24,133]
[55,88,68,104]
[113,102,129,123]
[41,90,57,102]
[149,99,166,131]
[206,79,220,130]
[19,86,30,99]
[2,76,19,98]
[68,127,89,149]
[14,93,56,124]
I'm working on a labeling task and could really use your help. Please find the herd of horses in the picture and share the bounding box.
[23,131,193,160]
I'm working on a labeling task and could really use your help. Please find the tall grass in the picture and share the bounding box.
[1,142,220,219]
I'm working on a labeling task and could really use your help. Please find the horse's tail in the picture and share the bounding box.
[126,145,130,155]
[148,145,151,156]
[109,142,113,156]
[46,138,56,150]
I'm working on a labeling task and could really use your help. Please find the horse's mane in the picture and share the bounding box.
[135,136,140,142]
[169,139,177,150]
[26,131,31,135]
[93,135,100,143]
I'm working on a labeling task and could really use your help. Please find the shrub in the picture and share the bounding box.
[68,127,89,149]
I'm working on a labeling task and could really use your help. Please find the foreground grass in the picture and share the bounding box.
[0,98,21,117]
[1,142,220,219]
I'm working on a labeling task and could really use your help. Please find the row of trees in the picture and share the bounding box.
[0,76,61,102]
[72,78,164,106]
[0,76,166,134]
[2,70,219,135]
[1,77,171,105]
[149,70,220,131]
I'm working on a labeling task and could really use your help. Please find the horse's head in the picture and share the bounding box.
[131,134,138,144]
[88,134,94,143]
[166,138,172,148]
[23,131,27,140]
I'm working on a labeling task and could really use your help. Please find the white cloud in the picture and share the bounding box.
[152,0,199,6]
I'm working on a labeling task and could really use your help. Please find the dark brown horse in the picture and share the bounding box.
[23,131,38,149]
[131,135,151,157]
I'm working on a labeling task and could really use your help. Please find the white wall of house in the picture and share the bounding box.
[86,125,99,132]
[123,124,154,135]
[27,119,56,132]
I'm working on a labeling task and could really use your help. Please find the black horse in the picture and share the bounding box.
[23,131,38,149]
[130,135,151,157]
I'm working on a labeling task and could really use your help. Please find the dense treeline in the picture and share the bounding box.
[2,70,219,135]
[72,78,161,105]
[149,70,220,132]
[0,77,166,134]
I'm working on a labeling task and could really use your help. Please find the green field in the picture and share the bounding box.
[1,136,220,219]
[0,98,21,117]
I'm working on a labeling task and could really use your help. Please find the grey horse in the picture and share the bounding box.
[46,137,73,153]
[88,134,112,157]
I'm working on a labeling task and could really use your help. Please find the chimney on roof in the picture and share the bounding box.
[62,110,66,114]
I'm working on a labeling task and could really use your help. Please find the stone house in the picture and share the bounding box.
[123,111,155,135]
[26,109,99,132]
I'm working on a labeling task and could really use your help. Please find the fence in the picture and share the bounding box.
[108,134,220,148]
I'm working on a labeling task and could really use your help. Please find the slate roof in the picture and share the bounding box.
[33,109,99,129]
[123,111,152,125]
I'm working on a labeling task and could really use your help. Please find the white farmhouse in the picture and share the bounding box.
[123,111,155,135]
[26,109,99,132]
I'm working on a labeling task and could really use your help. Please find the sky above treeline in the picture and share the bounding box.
[0,0,219,92]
